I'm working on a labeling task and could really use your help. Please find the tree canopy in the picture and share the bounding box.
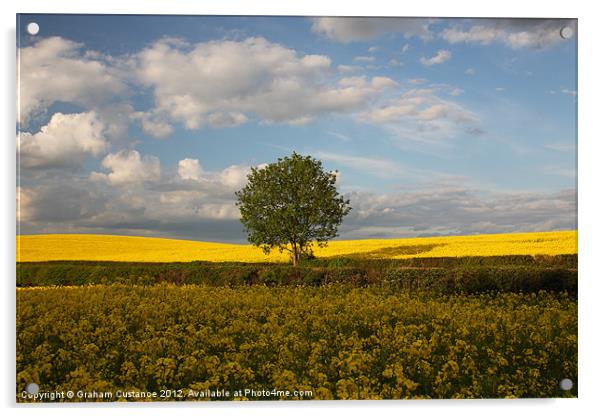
[235,152,351,266]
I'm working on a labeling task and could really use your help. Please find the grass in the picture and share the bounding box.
[17,230,577,263]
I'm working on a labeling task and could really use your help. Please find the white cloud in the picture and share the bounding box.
[178,158,256,189]
[90,150,161,185]
[420,50,452,66]
[178,158,204,181]
[18,37,127,123]
[134,37,397,130]
[359,88,480,141]
[178,158,265,189]
[131,111,174,139]
[311,17,433,43]
[219,165,251,189]
[315,151,405,178]
[371,76,398,89]
[207,112,249,128]
[18,157,576,241]
[442,26,498,45]
[441,19,576,49]
[337,64,362,73]
[465,68,476,76]
[401,43,410,53]
[84,157,266,229]
[18,112,108,169]
[353,55,376,63]
[561,89,577,97]
[157,190,240,220]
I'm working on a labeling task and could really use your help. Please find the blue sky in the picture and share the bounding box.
[16,15,577,241]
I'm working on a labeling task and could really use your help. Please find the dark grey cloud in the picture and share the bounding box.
[311,17,434,43]
[339,187,576,239]
[18,183,107,223]
[311,17,576,50]
[441,18,577,49]
[18,167,577,242]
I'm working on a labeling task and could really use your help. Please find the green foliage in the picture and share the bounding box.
[16,256,577,296]
[235,153,351,265]
[17,285,577,401]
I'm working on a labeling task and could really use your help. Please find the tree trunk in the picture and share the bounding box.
[292,242,300,267]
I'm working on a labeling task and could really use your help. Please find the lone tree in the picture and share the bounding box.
[235,152,351,266]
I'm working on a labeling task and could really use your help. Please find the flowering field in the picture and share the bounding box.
[16,231,578,401]
[17,230,577,263]
[17,285,576,401]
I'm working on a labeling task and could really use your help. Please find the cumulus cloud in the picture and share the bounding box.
[420,50,452,66]
[19,155,255,239]
[441,19,576,49]
[18,37,127,123]
[18,111,108,169]
[130,111,174,139]
[219,165,252,189]
[133,37,396,130]
[177,158,261,190]
[90,150,161,185]
[17,183,106,224]
[139,161,263,224]
[15,24,576,243]
[311,17,433,42]
[156,191,240,221]
[178,158,204,181]
[358,87,480,141]
[18,172,577,241]
[371,76,398,89]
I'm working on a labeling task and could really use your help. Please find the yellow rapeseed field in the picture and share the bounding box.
[16,230,577,263]
[17,285,577,400]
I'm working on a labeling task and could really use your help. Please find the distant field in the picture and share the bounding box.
[17,231,577,263]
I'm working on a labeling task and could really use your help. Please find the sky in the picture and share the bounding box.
[16,15,577,242]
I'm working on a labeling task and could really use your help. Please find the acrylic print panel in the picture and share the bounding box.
[16,14,577,402]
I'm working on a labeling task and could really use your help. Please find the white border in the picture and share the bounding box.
[3,1,600,415]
